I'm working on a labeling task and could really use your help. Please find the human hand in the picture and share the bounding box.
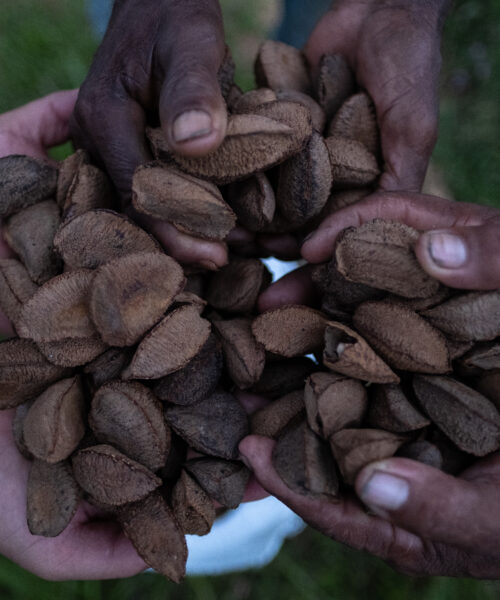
[240,435,500,578]
[302,191,500,290]
[0,93,148,579]
[0,410,146,580]
[259,191,500,311]
[71,0,229,268]
[0,90,80,337]
[245,191,500,578]
[304,0,452,192]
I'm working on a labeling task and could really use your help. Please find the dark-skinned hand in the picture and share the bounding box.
[71,0,229,269]
[242,191,500,578]
[258,0,453,260]
[305,0,452,192]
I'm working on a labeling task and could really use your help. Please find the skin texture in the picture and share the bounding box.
[0,409,148,580]
[302,191,500,290]
[240,436,500,578]
[0,90,148,580]
[304,0,451,192]
[245,190,500,578]
[257,0,452,259]
[71,0,229,269]
[72,0,451,263]
[259,191,500,310]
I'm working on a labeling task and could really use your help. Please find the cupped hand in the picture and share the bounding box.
[0,90,80,338]
[71,0,229,268]
[247,191,500,579]
[302,191,500,290]
[0,91,148,579]
[240,435,500,578]
[260,192,500,310]
[0,410,146,581]
[304,0,452,192]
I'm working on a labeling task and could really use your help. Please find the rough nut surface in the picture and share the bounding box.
[23,377,86,463]
[252,305,327,357]
[123,305,211,380]
[90,252,185,347]
[90,381,170,472]
[54,210,160,270]
[117,491,187,583]
[0,155,58,218]
[27,459,81,537]
[353,301,451,374]
[132,164,236,240]
[335,220,440,299]
[72,445,162,506]
[165,391,249,460]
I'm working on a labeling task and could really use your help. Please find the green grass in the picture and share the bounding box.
[1,528,499,600]
[434,0,500,207]
[0,0,499,597]
[0,0,96,114]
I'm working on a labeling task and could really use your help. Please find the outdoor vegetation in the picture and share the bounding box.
[0,0,499,597]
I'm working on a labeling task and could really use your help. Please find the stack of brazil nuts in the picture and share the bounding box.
[1,41,500,582]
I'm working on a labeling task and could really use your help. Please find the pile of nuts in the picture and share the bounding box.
[0,41,499,582]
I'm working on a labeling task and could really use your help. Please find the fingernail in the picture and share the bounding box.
[199,259,218,271]
[173,110,212,143]
[427,232,467,269]
[360,471,409,512]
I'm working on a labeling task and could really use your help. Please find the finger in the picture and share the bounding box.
[239,435,425,568]
[415,224,500,290]
[241,476,269,504]
[356,458,500,554]
[302,8,361,76]
[257,234,301,261]
[71,90,152,201]
[301,191,496,263]
[226,227,261,258]
[142,216,228,269]
[305,7,441,192]
[367,32,441,193]
[226,226,255,246]
[376,97,438,193]
[157,2,227,157]
[235,391,271,415]
[258,265,318,313]
[0,90,79,158]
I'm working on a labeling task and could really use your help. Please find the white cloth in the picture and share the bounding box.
[147,257,303,577]
[183,258,306,576]
[185,497,305,575]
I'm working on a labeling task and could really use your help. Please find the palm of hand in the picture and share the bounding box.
[312,453,500,578]
[240,433,500,579]
[0,410,146,580]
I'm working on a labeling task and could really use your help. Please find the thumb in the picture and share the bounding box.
[157,3,227,157]
[0,90,78,158]
[415,223,500,290]
[356,457,500,552]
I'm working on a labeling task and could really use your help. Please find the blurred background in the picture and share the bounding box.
[0,0,499,598]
